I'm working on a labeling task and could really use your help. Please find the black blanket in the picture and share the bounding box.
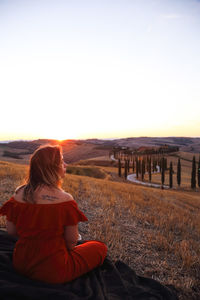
[0,230,177,300]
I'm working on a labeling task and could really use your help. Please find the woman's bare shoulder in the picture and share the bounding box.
[13,186,74,204]
[15,185,25,194]
[13,185,25,202]
[59,190,74,202]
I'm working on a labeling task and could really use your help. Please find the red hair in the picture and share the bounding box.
[21,145,63,203]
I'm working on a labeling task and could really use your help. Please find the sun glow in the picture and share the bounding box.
[1,1,200,141]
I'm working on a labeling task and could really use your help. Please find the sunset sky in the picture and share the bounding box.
[1,0,200,141]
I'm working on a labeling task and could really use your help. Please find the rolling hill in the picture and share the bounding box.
[0,137,199,165]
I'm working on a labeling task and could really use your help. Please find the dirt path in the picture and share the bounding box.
[110,156,169,188]
[127,173,169,189]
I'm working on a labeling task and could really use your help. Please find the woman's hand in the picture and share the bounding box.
[64,224,79,250]
[6,220,18,237]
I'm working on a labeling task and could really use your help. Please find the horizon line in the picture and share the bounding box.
[1,135,200,143]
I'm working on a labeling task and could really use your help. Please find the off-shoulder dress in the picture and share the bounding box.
[0,197,107,284]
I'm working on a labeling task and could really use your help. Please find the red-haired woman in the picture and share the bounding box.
[0,145,107,284]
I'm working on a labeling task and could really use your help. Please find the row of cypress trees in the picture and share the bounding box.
[118,155,200,189]
[167,156,200,189]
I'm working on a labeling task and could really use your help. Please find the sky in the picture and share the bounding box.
[0,0,200,141]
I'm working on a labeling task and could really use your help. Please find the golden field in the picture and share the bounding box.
[0,158,200,300]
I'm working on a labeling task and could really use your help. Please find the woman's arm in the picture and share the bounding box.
[6,220,18,237]
[64,224,79,250]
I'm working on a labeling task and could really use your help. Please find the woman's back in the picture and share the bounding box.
[0,145,107,284]
[1,191,93,283]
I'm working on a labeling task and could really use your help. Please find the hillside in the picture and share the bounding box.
[81,137,200,153]
[0,137,199,165]
[108,137,200,153]
[0,139,109,164]
[0,160,199,299]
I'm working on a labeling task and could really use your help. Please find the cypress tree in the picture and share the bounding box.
[154,158,157,172]
[138,159,141,174]
[143,158,146,174]
[124,160,128,180]
[169,162,173,188]
[148,157,152,182]
[146,156,149,172]
[198,155,200,188]
[153,158,156,173]
[191,156,196,189]
[118,159,121,177]
[161,157,165,187]
[136,158,139,178]
[177,158,181,186]
[155,158,158,172]
[141,160,145,181]
[127,159,130,173]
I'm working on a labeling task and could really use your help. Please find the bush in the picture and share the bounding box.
[66,166,106,179]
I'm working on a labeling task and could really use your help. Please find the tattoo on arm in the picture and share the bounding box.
[42,195,59,201]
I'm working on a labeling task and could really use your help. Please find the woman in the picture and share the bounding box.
[0,145,107,284]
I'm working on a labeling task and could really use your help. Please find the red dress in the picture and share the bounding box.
[0,197,107,284]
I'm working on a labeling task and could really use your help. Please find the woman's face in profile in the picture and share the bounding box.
[60,155,67,178]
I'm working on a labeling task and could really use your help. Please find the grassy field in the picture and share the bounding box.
[0,158,200,299]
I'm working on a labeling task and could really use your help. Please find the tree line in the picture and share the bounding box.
[117,155,200,190]
[111,145,179,160]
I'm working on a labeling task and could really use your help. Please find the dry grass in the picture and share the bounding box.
[0,161,28,204]
[0,159,200,299]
